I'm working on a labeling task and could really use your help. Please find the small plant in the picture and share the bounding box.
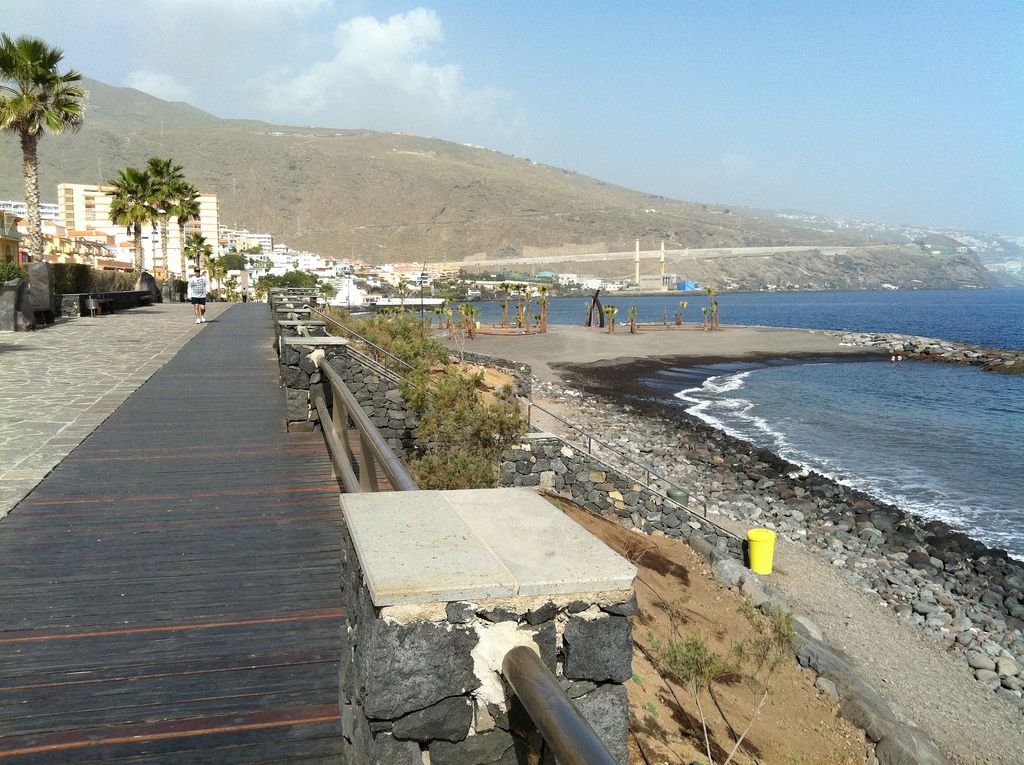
[707,287,720,330]
[642,701,659,718]
[0,260,27,282]
[604,304,618,334]
[676,300,688,325]
[649,603,797,765]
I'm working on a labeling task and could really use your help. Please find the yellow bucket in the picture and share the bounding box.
[747,528,777,575]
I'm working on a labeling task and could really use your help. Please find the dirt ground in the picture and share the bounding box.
[560,502,871,765]
[454,362,516,406]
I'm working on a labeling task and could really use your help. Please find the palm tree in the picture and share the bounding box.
[319,281,337,302]
[604,305,618,334]
[444,307,455,339]
[169,181,200,271]
[207,254,228,294]
[183,231,211,270]
[107,166,157,272]
[522,285,533,332]
[538,285,550,333]
[0,35,86,263]
[676,300,688,325]
[628,305,638,334]
[145,156,185,276]
[500,282,512,327]
[397,280,408,311]
[706,287,719,330]
[702,306,709,331]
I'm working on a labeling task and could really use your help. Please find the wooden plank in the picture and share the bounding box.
[0,305,345,761]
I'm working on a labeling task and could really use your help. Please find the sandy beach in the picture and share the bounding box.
[459,322,884,382]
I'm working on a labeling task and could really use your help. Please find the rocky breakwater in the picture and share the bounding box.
[532,379,1024,712]
[837,331,1024,374]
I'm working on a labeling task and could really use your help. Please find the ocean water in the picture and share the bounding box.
[659,359,1024,559]
[477,287,1024,555]
[476,288,1024,349]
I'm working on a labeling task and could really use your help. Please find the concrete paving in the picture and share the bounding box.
[0,302,230,519]
[343,487,637,606]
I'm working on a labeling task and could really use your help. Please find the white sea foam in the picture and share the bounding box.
[673,366,1024,562]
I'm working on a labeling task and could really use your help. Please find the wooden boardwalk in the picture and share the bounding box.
[0,304,344,763]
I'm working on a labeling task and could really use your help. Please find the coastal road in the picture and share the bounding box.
[458,243,904,269]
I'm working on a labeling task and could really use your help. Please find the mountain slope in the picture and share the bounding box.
[1,78,864,263]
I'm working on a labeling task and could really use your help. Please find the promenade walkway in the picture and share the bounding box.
[0,303,229,519]
[0,304,344,762]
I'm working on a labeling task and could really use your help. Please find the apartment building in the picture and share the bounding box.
[0,200,60,224]
[57,183,219,274]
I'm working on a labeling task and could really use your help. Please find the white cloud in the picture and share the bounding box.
[125,70,194,102]
[254,8,521,139]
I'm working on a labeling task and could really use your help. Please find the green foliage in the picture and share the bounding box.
[49,262,92,293]
[256,271,318,292]
[220,250,248,271]
[0,260,26,282]
[408,369,526,490]
[322,307,524,489]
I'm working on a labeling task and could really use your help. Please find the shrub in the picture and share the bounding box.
[408,369,526,489]
[50,263,93,294]
[90,270,138,293]
[0,260,26,282]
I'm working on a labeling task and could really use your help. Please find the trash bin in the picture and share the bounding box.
[666,487,689,506]
[746,528,776,575]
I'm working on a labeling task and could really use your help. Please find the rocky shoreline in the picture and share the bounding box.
[836,331,1024,374]
[534,366,1024,712]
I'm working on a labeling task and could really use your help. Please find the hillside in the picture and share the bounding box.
[0,79,994,289]
[0,79,862,262]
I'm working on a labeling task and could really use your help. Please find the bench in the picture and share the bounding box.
[84,298,114,317]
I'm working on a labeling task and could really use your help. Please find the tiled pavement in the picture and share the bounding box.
[0,302,230,519]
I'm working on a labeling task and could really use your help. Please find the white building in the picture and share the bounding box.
[57,183,219,274]
[0,200,60,223]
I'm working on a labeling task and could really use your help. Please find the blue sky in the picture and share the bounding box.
[5,1,1022,233]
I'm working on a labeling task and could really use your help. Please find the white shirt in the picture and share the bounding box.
[187,275,208,299]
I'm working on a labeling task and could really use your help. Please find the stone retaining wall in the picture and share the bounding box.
[325,350,419,454]
[338,513,633,764]
[60,290,156,317]
[500,433,743,559]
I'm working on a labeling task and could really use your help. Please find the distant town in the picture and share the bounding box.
[0,183,708,308]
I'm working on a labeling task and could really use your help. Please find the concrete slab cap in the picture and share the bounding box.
[342,488,637,606]
[276,320,327,326]
[281,336,350,346]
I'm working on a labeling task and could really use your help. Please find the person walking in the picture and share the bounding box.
[187,266,209,324]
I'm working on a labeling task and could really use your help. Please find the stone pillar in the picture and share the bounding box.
[27,261,55,324]
[338,488,636,764]
[0,278,35,332]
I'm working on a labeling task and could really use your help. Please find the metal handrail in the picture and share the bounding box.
[526,400,742,543]
[305,305,417,377]
[527,399,703,509]
[501,647,619,765]
[315,360,418,492]
[304,307,730,538]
